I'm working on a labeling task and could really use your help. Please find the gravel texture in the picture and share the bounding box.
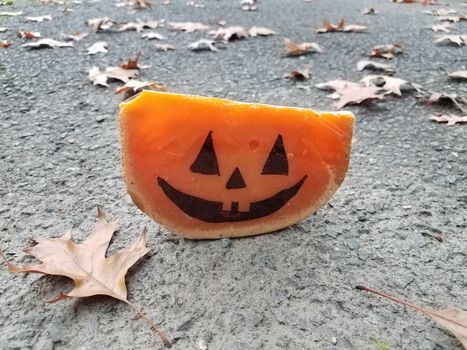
[0,0,466,349]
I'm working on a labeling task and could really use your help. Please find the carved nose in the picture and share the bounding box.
[225,167,246,189]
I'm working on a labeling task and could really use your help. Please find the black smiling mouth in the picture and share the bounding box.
[157,175,307,223]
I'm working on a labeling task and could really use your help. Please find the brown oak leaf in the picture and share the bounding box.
[116,80,165,100]
[371,44,402,59]
[430,113,467,126]
[284,38,322,56]
[357,286,467,347]
[0,40,13,48]
[1,209,170,347]
[17,31,41,39]
[315,19,367,33]
[286,68,310,81]
[316,80,384,109]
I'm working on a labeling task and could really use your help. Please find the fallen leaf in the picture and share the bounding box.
[426,92,467,113]
[371,44,402,59]
[141,31,166,40]
[119,19,159,33]
[17,31,41,39]
[120,54,143,70]
[356,285,467,347]
[430,113,467,126]
[0,209,170,347]
[25,15,52,22]
[0,27,8,33]
[88,67,109,87]
[362,8,378,15]
[430,23,452,32]
[169,21,210,33]
[439,15,467,23]
[0,40,13,48]
[64,31,88,41]
[357,60,395,74]
[248,26,276,37]
[286,68,310,81]
[448,71,467,80]
[116,0,151,9]
[315,19,367,33]
[154,43,175,51]
[316,79,384,109]
[435,35,467,46]
[284,37,322,56]
[0,11,23,17]
[209,26,248,42]
[360,75,421,96]
[188,38,219,52]
[424,8,457,16]
[241,0,256,11]
[116,80,165,101]
[22,39,73,49]
[87,41,108,55]
[88,66,139,86]
[86,17,115,32]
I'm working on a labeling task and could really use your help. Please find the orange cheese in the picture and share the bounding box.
[120,91,354,239]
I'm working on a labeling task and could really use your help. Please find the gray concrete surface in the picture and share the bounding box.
[0,0,466,349]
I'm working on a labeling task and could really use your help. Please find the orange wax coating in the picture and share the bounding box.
[120,91,354,239]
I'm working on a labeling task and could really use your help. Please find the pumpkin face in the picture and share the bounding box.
[120,91,354,239]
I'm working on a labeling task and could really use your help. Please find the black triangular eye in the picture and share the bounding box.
[190,131,220,175]
[261,134,288,175]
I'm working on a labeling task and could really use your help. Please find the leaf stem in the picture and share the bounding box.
[125,300,171,348]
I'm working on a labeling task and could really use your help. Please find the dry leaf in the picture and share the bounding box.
[26,15,52,22]
[315,19,367,33]
[87,41,108,55]
[435,35,467,46]
[0,27,7,33]
[438,15,467,23]
[188,38,219,52]
[431,23,452,32]
[0,40,13,48]
[360,75,421,96]
[17,31,41,39]
[241,0,256,11]
[119,19,159,33]
[120,54,143,70]
[357,285,467,348]
[86,17,115,32]
[248,26,276,37]
[169,21,210,33]
[88,66,139,87]
[316,80,384,109]
[0,209,170,347]
[209,26,248,42]
[362,8,378,15]
[116,80,165,101]
[448,71,467,80]
[357,60,395,74]
[154,43,175,51]
[371,44,402,59]
[284,38,322,56]
[0,11,23,16]
[286,68,310,81]
[141,31,166,40]
[426,92,467,113]
[424,8,458,16]
[64,31,88,41]
[430,113,467,126]
[116,0,151,9]
[22,39,73,49]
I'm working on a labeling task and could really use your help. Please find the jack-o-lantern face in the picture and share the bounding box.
[120,91,354,239]
[157,131,307,223]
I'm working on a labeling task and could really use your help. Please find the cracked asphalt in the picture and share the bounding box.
[0,0,466,349]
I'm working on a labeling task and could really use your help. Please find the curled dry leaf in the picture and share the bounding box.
[141,31,166,40]
[371,44,402,59]
[88,66,139,87]
[116,80,165,101]
[22,38,73,49]
[119,19,159,33]
[248,26,276,37]
[87,41,108,55]
[360,75,422,96]
[0,209,170,347]
[362,8,378,15]
[286,68,310,81]
[188,38,219,52]
[357,60,395,74]
[26,15,53,22]
[0,40,13,48]
[284,38,322,57]
[154,43,175,51]
[120,54,144,70]
[209,26,248,42]
[316,80,384,109]
[65,32,88,41]
[315,19,367,33]
[430,113,467,126]
[435,35,467,46]
[17,31,41,39]
[448,71,467,80]
[86,17,115,32]
[356,285,467,348]
[431,23,451,32]
[169,21,210,33]
[426,92,467,113]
